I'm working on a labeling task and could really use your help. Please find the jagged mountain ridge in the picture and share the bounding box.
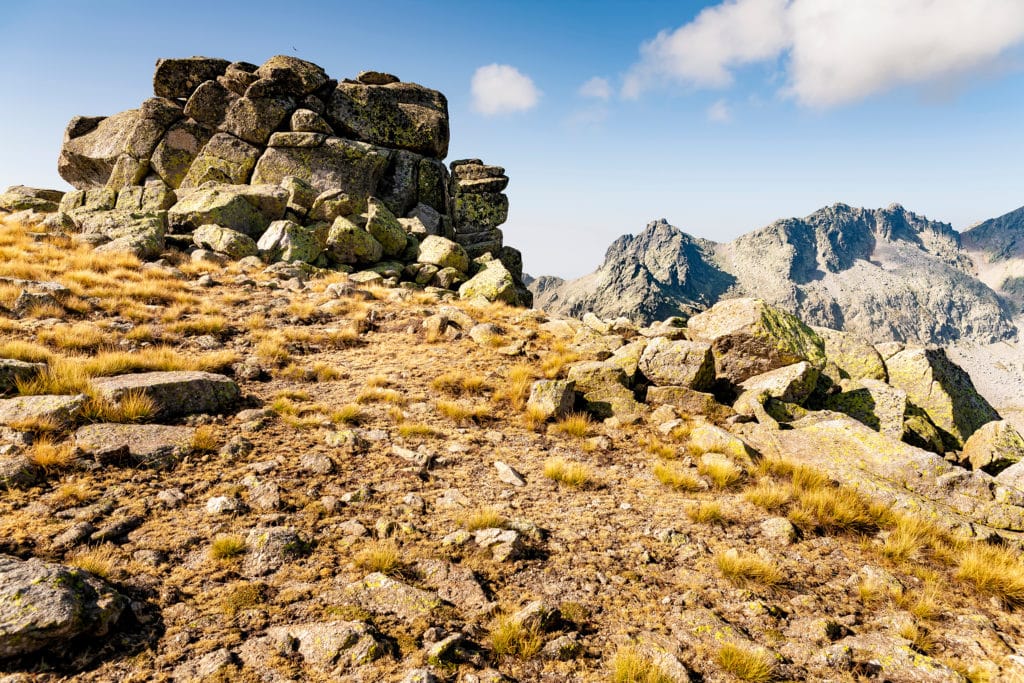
[962,205,1024,314]
[533,203,1019,345]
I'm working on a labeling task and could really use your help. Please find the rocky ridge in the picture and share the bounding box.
[1,55,530,307]
[532,204,1019,346]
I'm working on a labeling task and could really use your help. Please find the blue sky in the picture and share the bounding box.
[2,0,1023,278]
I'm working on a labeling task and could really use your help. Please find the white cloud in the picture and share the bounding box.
[707,99,732,122]
[622,0,1024,107]
[471,64,541,115]
[579,76,613,100]
[622,0,790,98]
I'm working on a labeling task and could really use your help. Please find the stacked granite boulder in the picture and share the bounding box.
[39,56,529,304]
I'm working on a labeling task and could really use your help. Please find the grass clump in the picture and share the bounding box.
[716,642,776,682]
[652,461,703,491]
[609,646,674,683]
[210,534,247,560]
[357,387,405,405]
[432,371,488,396]
[436,399,490,423]
[29,439,76,471]
[191,425,219,453]
[489,615,543,660]
[543,457,593,488]
[791,487,877,535]
[550,412,591,438]
[882,513,942,563]
[955,542,1024,608]
[80,389,156,424]
[492,363,536,410]
[462,507,508,531]
[697,457,744,490]
[742,480,794,511]
[715,550,784,588]
[68,545,118,579]
[686,501,732,526]
[331,403,363,425]
[354,540,405,576]
[397,422,442,438]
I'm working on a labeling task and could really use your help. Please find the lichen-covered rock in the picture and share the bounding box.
[193,224,258,259]
[182,79,237,128]
[75,423,196,466]
[168,183,287,237]
[325,216,383,265]
[325,80,450,158]
[180,132,260,187]
[150,119,214,188]
[257,219,324,263]
[527,379,576,420]
[365,198,408,257]
[0,554,127,658]
[89,371,239,418]
[813,326,887,382]
[739,412,1024,537]
[242,527,305,577]
[824,378,909,441]
[251,136,390,198]
[567,361,642,420]
[255,55,329,97]
[343,572,441,624]
[962,420,1024,474]
[458,260,520,304]
[738,361,819,405]
[266,620,387,671]
[886,348,1000,450]
[290,108,333,134]
[645,386,723,416]
[221,96,293,146]
[0,394,87,428]
[417,235,469,272]
[686,298,826,385]
[153,57,230,98]
[58,110,144,189]
[638,337,715,390]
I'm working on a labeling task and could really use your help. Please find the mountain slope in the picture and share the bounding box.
[533,203,1018,345]
[962,205,1024,315]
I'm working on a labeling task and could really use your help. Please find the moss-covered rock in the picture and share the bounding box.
[325,217,383,265]
[886,348,1000,450]
[365,198,407,257]
[686,298,826,385]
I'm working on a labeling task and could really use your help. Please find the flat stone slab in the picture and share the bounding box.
[0,394,87,427]
[89,371,239,418]
[344,572,441,624]
[0,553,126,658]
[75,423,196,465]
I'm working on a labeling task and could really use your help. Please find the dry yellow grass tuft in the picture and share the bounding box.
[29,439,76,471]
[652,461,703,491]
[210,535,247,560]
[955,542,1024,608]
[354,540,405,576]
[331,403,363,424]
[716,642,776,682]
[432,370,489,396]
[791,487,877,535]
[38,323,108,352]
[461,507,508,531]
[489,615,543,660]
[550,412,591,438]
[357,387,405,405]
[492,363,536,410]
[81,389,156,424]
[543,456,594,488]
[68,545,119,579]
[697,457,744,490]
[686,501,732,526]
[609,646,674,683]
[715,550,784,588]
[742,479,794,511]
[191,426,220,453]
[436,399,490,423]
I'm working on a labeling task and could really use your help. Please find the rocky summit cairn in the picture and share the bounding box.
[45,55,529,305]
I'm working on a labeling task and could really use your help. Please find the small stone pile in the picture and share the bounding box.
[2,56,530,305]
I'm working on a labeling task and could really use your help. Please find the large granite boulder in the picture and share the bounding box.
[812,326,887,382]
[325,81,450,158]
[257,219,325,263]
[0,554,127,658]
[180,132,261,187]
[193,224,258,259]
[251,135,390,199]
[0,394,87,428]
[325,217,383,265]
[458,260,521,305]
[962,420,1024,474]
[75,423,197,466]
[365,198,407,257]
[637,337,715,390]
[255,55,329,97]
[686,298,826,385]
[58,110,144,189]
[150,119,214,188]
[89,371,239,418]
[153,57,230,98]
[885,348,1000,450]
[739,412,1024,539]
[417,235,469,272]
[167,184,287,237]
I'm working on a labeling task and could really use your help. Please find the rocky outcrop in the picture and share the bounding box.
[962,205,1024,315]
[34,55,529,305]
[533,204,1017,346]
[0,554,126,658]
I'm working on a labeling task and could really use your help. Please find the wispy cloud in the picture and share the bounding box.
[471,64,541,115]
[623,0,1024,107]
[707,99,732,123]
[579,76,613,100]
